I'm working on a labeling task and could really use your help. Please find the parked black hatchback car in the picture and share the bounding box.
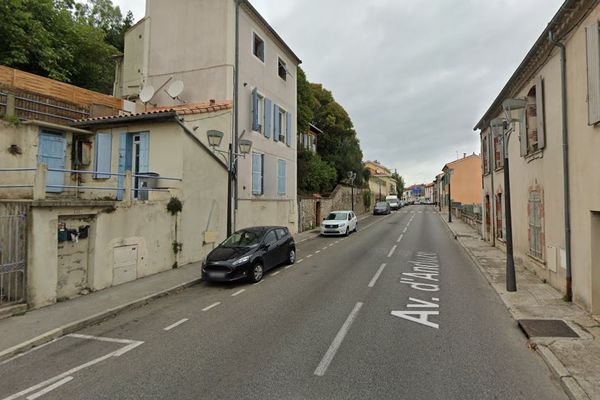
[202,226,295,283]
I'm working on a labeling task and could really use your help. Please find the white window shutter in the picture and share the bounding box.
[519,110,528,157]
[587,21,600,125]
[536,76,546,150]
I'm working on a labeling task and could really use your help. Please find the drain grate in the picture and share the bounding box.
[518,319,579,338]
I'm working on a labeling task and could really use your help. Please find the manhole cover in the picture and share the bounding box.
[518,319,579,338]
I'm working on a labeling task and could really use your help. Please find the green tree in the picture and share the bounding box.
[310,83,365,187]
[296,67,318,137]
[297,149,337,194]
[0,0,133,93]
[391,172,405,197]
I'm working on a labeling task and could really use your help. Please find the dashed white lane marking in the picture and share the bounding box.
[397,234,404,243]
[271,271,281,276]
[163,318,189,331]
[315,250,321,254]
[368,263,387,288]
[387,245,397,258]
[297,258,304,263]
[403,228,408,233]
[307,254,313,258]
[254,280,264,285]
[231,289,245,297]
[202,302,221,312]
[314,302,364,377]
[322,246,328,250]
[328,244,334,248]
[26,376,73,400]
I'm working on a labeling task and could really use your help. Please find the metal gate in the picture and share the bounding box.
[0,203,28,307]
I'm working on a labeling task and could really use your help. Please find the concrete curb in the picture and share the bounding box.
[436,211,590,400]
[0,277,201,362]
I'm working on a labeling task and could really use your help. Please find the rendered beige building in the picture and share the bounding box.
[364,160,396,201]
[475,0,600,313]
[115,0,301,233]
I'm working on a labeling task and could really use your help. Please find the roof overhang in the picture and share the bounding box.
[71,111,178,128]
[473,0,598,131]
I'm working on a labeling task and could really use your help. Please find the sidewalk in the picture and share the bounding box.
[0,262,202,360]
[441,213,599,400]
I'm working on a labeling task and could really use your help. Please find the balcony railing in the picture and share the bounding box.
[0,165,182,202]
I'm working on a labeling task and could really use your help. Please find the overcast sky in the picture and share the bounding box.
[113,0,564,185]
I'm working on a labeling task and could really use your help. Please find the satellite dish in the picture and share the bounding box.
[139,85,156,103]
[166,80,184,99]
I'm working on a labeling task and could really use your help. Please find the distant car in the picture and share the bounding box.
[415,200,421,205]
[400,200,406,207]
[321,211,358,236]
[385,195,400,210]
[373,201,391,215]
[202,226,295,283]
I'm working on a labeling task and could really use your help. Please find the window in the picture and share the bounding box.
[264,230,277,245]
[278,57,287,81]
[253,33,264,62]
[251,89,265,134]
[494,135,504,169]
[252,152,264,195]
[482,133,489,174]
[526,86,539,153]
[520,79,545,156]
[94,132,112,178]
[277,107,286,143]
[496,193,504,239]
[528,189,544,259]
[277,159,286,195]
[275,228,287,240]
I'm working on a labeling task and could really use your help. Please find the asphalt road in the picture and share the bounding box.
[1,206,568,400]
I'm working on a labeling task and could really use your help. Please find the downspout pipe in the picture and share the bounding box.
[233,0,241,232]
[550,31,573,301]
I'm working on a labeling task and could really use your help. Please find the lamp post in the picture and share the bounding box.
[207,130,252,237]
[495,98,528,292]
[447,170,453,222]
[347,171,357,211]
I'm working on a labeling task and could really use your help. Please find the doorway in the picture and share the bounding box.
[38,131,66,193]
[315,201,321,228]
[117,132,149,200]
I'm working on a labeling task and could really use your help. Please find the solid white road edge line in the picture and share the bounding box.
[202,302,221,312]
[314,302,364,377]
[231,289,246,296]
[387,245,397,258]
[25,376,73,400]
[163,318,189,331]
[368,264,387,288]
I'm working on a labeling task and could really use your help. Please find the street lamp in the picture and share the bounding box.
[207,130,252,236]
[347,171,357,211]
[494,97,527,292]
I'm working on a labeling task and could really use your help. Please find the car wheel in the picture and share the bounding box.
[249,262,264,283]
[345,227,349,237]
[354,223,358,233]
[288,248,296,265]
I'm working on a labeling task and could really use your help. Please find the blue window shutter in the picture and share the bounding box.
[251,88,259,132]
[264,98,272,138]
[139,132,149,173]
[117,133,127,200]
[273,104,280,142]
[278,159,286,195]
[252,152,263,195]
[286,111,292,146]
[94,132,112,179]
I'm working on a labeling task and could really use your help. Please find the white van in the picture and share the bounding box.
[385,195,400,210]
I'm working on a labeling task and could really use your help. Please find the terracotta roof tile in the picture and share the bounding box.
[74,100,232,124]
